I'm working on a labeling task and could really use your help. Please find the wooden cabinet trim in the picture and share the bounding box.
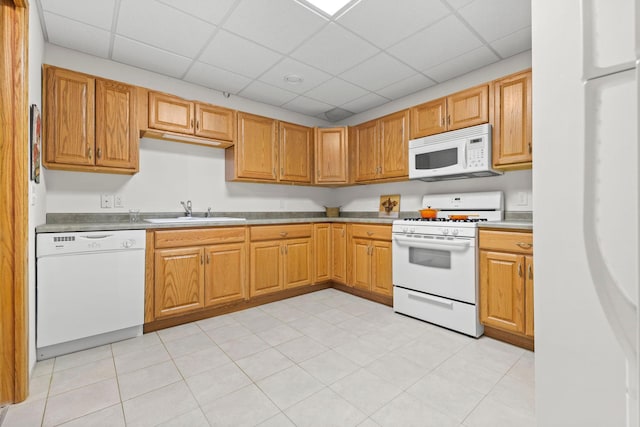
[349,224,392,240]
[479,230,533,254]
[155,227,246,248]
[250,224,313,241]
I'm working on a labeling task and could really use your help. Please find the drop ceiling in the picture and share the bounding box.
[36,0,531,122]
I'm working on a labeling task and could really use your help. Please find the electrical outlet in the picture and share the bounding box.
[516,191,528,206]
[114,194,124,208]
[101,194,114,209]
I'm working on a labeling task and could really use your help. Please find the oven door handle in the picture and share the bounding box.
[407,290,454,309]
[393,235,471,251]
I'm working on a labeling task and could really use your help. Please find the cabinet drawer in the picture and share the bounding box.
[350,224,391,240]
[155,227,246,248]
[250,224,312,241]
[479,230,533,254]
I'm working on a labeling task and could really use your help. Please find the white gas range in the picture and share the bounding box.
[392,191,504,337]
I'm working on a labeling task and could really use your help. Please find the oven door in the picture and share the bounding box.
[409,138,465,179]
[392,233,476,304]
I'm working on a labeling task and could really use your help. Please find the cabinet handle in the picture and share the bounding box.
[441,117,445,127]
[447,115,451,126]
[200,255,204,265]
[516,242,533,249]
[528,264,533,280]
[518,263,523,277]
[207,254,210,264]
[191,119,194,128]
[366,231,374,236]
[96,148,102,159]
[273,167,276,176]
[285,246,288,254]
[281,167,284,175]
[341,229,345,237]
[87,147,93,160]
[280,231,288,237]
[196,120,200,130]
[528,142,532,154]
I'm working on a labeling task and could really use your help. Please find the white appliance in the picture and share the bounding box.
[408,123,502,181]
[36,230,146,359]
[533,0,639,426]
[392,191,504,337]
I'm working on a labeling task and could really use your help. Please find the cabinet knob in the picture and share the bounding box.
[87,147,93,160]
[516,242,532,249]
[518,263,523,277]
[280,232,288,237]
[366,231,374,236]
[528,264,533,279]
[96,148,102,159]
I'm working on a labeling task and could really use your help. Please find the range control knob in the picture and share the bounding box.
[402,227,408,233]
[452,229,459,236]
[442,228,449,235]
[409,227,416,233]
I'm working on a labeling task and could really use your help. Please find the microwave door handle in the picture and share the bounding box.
[461,142,467,169]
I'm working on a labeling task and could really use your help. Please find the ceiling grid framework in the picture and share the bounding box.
[36,0,531,122]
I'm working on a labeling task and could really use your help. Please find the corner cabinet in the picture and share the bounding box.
[151,227,248,320]
[315,127,349,184]
[249,224,313,297]
[352,110,409,183]
[410,84,489,139]
[479,229,534,348]
[492,69,532,170]
[347,224,393,296]
[43,65,139,174]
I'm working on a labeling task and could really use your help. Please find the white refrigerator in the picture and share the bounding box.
[533,0,639,426]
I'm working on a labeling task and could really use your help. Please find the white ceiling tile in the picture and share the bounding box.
[339,53,416,91]
[304,78,369,106]
[258,58,332,94]
[116,0,215,58]
[387,15,483,71]
[199,30,283,78]
[40,0,115,30]
[184,62,252,94]
[490,27,532,58]
[44,12,111,58]
[281,96,334,116]
[239,81,298,106]
[376,73,436,100]
[337,0,449,49]
[424,46,500,82]
[291,23,379,75]
[223,0,327,54]
[458,0,531,42]
[112,36,192,78]
[156,0,236,25]
[340,93,389,114]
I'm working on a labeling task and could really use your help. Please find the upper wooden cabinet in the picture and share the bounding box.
[315,127,348,184]
[492,69,532,170]
[279,121,313,183]
[352,110,409,183]
[227,114,313,184]
[410,84,489,139]
[145,91,235,148]
[43,65,138,174]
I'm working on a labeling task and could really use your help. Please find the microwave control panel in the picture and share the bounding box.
[466,136,489,170]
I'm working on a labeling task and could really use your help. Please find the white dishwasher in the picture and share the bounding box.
[36,230,146,359]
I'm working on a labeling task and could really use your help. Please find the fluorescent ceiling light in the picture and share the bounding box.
[298,0,359,17]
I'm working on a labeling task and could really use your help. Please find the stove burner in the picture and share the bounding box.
[403,217,488,223]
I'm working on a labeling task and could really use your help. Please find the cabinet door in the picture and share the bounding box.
[204,243,246,307]
[371,240,392,296]
[492,70,532,169]
[525,255,534,337]
[195,103,235,142]
[250,241,282,296]
[95,79,138,169]
[447,85,489,131]
[379,110,409,179]
[44,66,95,166]
[279,122,312,183]
[236,112,278,180]
[283,238,313,289]
[331,224,347,284]
[410,98,446,139]
[315,127,348,183]
[314,224,331,282]
[479,251,525,333]
[154,247,204,318]
[351,238,371,290]
[352,120,378,182]
[148,92,195,134]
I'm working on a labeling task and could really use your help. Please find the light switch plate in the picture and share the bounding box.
[101,194,114,208]
[114,195,124,208]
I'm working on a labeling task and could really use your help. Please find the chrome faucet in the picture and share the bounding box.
[180,200,192,217]
[206,207,212,218]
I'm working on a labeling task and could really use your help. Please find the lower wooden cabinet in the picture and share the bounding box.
[331,223,347,284]
[249,225,313,297]
[152,227,247,320]
[314,223,331,282]
[479,229,534,340]
[347,224,393,296]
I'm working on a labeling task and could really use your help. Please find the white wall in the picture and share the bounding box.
[334,170,532,213]
[28,4,46,372]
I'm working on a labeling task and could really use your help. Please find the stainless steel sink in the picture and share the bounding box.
[144,217,246,224]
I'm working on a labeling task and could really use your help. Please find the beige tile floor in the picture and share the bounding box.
[2,289,535,427]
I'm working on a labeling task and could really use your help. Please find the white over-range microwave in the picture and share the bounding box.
[408,123,502,181]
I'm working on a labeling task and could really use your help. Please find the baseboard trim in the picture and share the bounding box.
[483,325,535,351]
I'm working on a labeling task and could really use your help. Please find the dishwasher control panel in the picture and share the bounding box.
[37,230,146,257]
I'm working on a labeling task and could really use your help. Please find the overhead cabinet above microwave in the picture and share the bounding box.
[410,84,489,139]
